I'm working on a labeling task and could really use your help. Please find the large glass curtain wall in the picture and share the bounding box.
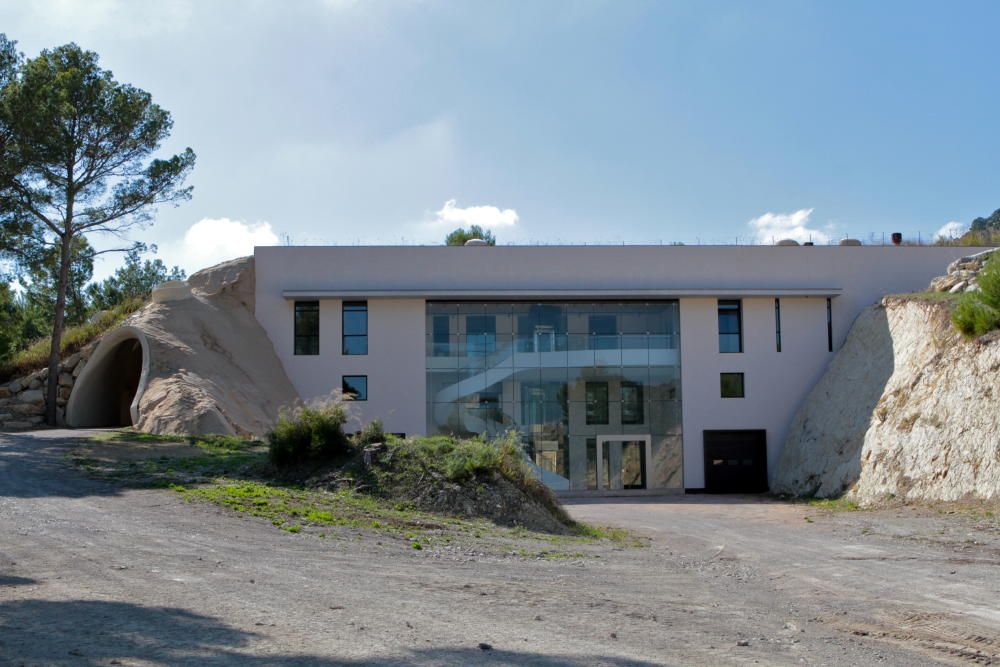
[426,302,683,491]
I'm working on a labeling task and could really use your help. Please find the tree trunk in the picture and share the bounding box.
[45,233,72,426]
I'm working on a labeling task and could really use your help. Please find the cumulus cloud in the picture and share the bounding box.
[748,208,831,245]
[432,199,519,228]
[162,218,279,273]
[935,220,967,240]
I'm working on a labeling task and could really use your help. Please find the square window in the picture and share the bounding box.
[720,372,745,398]
[343,375,367,401]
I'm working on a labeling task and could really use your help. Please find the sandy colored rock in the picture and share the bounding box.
[75,256,300,437]
[773,297,1000,504]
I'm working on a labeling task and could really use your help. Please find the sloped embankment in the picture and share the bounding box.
[67,257,300,437]
[772,297,1000,504]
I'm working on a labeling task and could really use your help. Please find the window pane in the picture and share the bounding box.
[718,300,742,353]
[621,382,645,425]
[343,335,368,355]
[294,301,319,356]
[585,382,609,425]
[720,372,744,398]
[343,375,367,400]
[343,310,367,336]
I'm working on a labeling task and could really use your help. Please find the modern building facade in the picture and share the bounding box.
[254,244,980,494]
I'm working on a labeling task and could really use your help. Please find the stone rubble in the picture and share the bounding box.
[927,247,998,293]
[0,340,96,430]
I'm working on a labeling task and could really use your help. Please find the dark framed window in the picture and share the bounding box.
[342,375,367,401]
[718,300,742,353]
[720,372,745,398]
[343,301,368,355]
[826,298,833,352]
[774,298,782,353]
[585,382,609,425]
[294,301,319,355]
[621,381,644,425]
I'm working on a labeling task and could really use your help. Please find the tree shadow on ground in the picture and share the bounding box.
[0,599,666,666]
[0,431,127,499]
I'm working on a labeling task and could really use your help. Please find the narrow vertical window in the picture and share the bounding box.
[774,298,782,353]
[826,298,833,352]
[294,301,319,355]
[343,301,368,355]
[621,381,645,425]
[718,300,742,353]
[585,382,609,425]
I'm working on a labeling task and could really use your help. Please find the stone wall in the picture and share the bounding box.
[0,341,97,430]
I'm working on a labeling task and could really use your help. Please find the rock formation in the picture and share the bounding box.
[773,296,999,504]
[64,257,300,437]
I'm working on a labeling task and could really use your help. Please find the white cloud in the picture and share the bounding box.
[432,199,519,229]
[935,220,967,240]
[161,218,279,273]
[748,208,831,245]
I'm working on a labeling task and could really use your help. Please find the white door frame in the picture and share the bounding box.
[595,435,652,491]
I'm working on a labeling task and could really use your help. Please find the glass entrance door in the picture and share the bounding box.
[596,436,651,491]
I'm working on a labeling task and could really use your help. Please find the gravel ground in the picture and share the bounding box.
[1,430,998,666]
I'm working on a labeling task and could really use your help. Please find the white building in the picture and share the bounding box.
[254,244,977,494]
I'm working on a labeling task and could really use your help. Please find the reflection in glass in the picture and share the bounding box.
[426,301,682,491]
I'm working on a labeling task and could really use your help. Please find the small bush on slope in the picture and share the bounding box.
[268,400,349,467]
[953,253,1000,337]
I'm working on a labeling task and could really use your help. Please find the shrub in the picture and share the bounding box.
[952,252,1000,337]
[267,400,349,467]
[354,418,387,446]
[952,296,1000,337]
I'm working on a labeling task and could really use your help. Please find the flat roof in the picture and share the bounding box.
[282,287,843,300]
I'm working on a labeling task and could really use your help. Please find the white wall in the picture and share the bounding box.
[254,244,984,485]
[255,294,426,435]
[680,297,832,488]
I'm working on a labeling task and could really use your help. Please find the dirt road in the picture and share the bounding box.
[1,430,997,665]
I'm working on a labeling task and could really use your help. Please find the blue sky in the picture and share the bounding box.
[2,0,998,278]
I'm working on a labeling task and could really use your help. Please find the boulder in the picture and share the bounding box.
[18,389,44,404]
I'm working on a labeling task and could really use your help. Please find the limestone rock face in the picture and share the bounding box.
[125,256,299,437]
[773,298,1000,504]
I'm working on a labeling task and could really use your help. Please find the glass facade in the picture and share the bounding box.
[425,301,683,491]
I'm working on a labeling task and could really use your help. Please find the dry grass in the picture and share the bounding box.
[0,297,146,382]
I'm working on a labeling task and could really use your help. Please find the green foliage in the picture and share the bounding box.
[267,400,350,467]
[0,296,144,381]
[0,35,195,422]
[970,208,1000,233]
[445,225,496,246]
[87,246,185,311]
[353,418,387,446]
[18,236,95,326]
[952,253,1000,337]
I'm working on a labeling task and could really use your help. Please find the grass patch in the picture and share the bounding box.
[79,428,637,553]
[806,497,861,512]
[0,297,146,382]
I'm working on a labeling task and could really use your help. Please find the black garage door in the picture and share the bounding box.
[703,430,768,493]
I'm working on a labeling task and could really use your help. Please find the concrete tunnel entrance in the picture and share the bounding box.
[66,327,150,428]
